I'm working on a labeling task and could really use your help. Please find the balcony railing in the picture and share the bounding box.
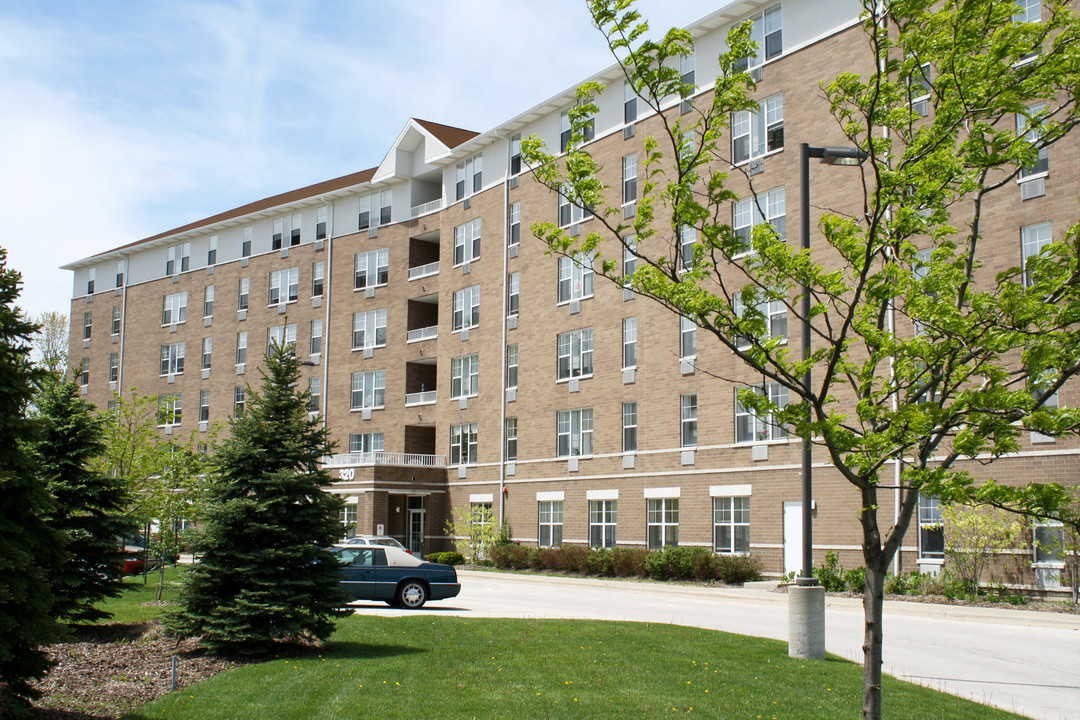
[410,198,443,218]
[405,390,437,406]
[325,451,446,468]
[408,261,440,281]
[406,325,438,343]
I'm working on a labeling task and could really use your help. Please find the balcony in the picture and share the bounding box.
[407,325,438,343]
[405,390,437,406]
[408,261,439,281]
[325,451,446,468]
[410,198,443,218]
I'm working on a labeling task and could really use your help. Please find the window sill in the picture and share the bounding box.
[555,296,593,307]
[1017,172,1048,184]
[349,406,385,413]
[556,375,593,384]
[730,147,784,170]
[453,259,481,269]
[267,300,298,309]
[351,345,386,352]
[917,557,945,565]
[353,284,388,293]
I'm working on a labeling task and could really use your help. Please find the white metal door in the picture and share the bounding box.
[783,501,802,576]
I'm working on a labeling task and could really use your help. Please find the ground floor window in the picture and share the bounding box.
[539,500,564,547]
[918,493,944,560]
[339,503,357,540]
[713,496,750,554]
[589,500,617,548]
[1034,520,1066,565]
[647,498,679,550]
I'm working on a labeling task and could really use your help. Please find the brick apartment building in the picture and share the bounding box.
[63,0,1076,588]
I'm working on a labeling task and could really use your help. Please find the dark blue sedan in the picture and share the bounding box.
[330,545,461,609]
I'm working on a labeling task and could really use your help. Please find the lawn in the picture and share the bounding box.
[99,565,184,623]
[125,614,1026,720]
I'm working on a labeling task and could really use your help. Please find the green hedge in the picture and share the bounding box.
[489,544,759,585]
[426,551,465,566]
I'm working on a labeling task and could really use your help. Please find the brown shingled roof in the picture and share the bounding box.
[414,118,479,149]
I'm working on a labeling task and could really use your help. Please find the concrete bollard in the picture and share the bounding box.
[788,583,826,659]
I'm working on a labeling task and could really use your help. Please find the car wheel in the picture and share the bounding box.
[396,580,427,609]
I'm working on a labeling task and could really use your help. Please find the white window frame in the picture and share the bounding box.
[158,393,182,428]
[509,202,521,247]
[1033,519,1065,566]
[733,187,787,255]
[735,382,789,443]
[316,206,328,240]
[538,500,564,547]
[166,242,190,276]
[268,267,299,306]
[454,218,482,267]
[1014,0,1041,23]
[160,342,185,376]
[310,319,323,356]
[456,153,483,201]
[506,344,519,389]
[352,309,388,350]
[1021,221,1052,287]
[557,327,594,381]
[622,154,637,205]
[108,352,119,383]
[557,407,593,457]
[308,378,321,413]
[505,417,518,461]
[590,499,617,549]
[267,323,297,354]
[647,498,679,550]
[111,305,121,336]
[207,235,218,265]
[735,3,783,71]
[242,226,252,257]
[349,432,384,454]
[680,316,697,359]
[557,254,594,304]
[358,189,392,230]
[238,278,249,311]
[354,248,389,290]
[235,331,247,366]
[201,337,212,370]
[1018,103,1049,181]
[451,353,480,399]
[918,493,944,560]
[622,402,637,453]
[450,422,478,466]
[624,79,638,125]
[350,370,386,410]
[558,185,592,227]
[732,94,784,164]
[162,292,187,326]
[622,317,638,369]
[452,285,481,332]
[681,393,698,447]
[507,272,520,317]
[199,389,210,423]
[678,226,696,271]
[203,285,215,319]
[510,135,522,177]
[312,261,324,297]
[733,289,788,348]
[233,387,245,414]
[714,496,751,555]
[83,311,92,340]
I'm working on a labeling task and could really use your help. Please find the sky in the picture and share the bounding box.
[0,0,725,321]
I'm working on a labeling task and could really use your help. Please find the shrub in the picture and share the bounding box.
[426,552,464,566]
[491,544,534,570]
[812,551,847,592]
[584,548,615,576]
[610,548,648,577]
[714,555,762,585]
[843,567,866,593]
[645,546,713,581]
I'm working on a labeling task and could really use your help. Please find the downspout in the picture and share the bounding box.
[495,132,510,527]
[318,195,334,434]
[117,253,128,395]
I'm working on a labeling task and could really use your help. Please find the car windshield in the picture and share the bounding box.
[370,538,404,548]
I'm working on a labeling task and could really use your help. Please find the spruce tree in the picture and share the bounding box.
[169,342,347,655]
[31,374,137,623]
[0,249,65,717]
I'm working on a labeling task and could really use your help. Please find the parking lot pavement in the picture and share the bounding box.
[349,571,1080,720]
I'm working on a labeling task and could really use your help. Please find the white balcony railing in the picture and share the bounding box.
[325,451,446,468]
[406,325,438,343]
[408,261,440,281]
[410,198,443,218]
[405,390,437,406]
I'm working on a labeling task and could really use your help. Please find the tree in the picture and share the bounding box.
[445,504,506,562]
[31,311,68,376]
[522,2,1080,717]
[941,504,1022,596]
[0,250,66,718]
[168,343,347,655]
[30,375,137,623]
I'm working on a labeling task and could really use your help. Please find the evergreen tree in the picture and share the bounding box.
[31,375,137,623]
[169,342,347,655]
[0,249,65,717]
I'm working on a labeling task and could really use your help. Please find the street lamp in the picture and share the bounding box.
[790,142,868,660]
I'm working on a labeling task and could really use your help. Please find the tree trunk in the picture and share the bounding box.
[862,557,887,720]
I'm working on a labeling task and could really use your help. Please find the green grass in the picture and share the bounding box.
[94,565,184,624]
[125,615,1025,720]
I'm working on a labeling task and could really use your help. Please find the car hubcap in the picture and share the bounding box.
[403,585,422,606]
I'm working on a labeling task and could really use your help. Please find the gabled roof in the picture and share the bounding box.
[414,118,480,150]
[373,118,480,182]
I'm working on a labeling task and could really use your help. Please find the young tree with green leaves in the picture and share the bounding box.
[30,375,137,623]
[523,2,1080,717]
[168,342,347,655]
[941,504,1022,596]
[31,311,68,376]
[0,250,66,718]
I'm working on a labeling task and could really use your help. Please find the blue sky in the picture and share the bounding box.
[0,0,723,320]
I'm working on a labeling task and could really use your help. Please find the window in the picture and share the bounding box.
[678,226,696,271]
[166,243,190,275]
[87,268,95,295]
[207,235,218,265]
[622,318,637,369]
[350,370,386,410]
[510,135,522,176]
[238,278,249,311]
[908,61,932,117]
[268,267,299,305]
[199,389,210,423]
[506,344,519,389]
[557,328,594,381]
[1014,0,1041,23]
[452,285,481,332]
[506,417,518,461]
[456,153,483,200]
[201,337,212,370]
[733,187,787,254]
[622,402,637,452]
[918,493,944,559]
[557,408,593,457]
[308,378,321,413]
[558,185,592,227]
[1021,222,1052,286]
[454,218,482,266]
[714,496,750,554]
[450,423,478,465]
[272,213,301,250]
[734,3,782,71]
[234,386,245,414]
[622,154,637,205]
[680,316,697,359]
[732,94,784,164]
[267,323,297,354]
[735,382,788,443]
[79,357,89,387]
[111,305,121,336]
[160,342,185,376]
[507,272,520,317]
[235,331,247,366]
[109,352,118,383]
[82,311,92,340]
[451,353,480,399]
[624,79,637,125]
[115,260,124,288]
[623,240,638,282]
[538,500,564,547]
[557,254,594,303]
[203,285,214,319]
[509,202,521,247]
[310,319,323,356]
[680,51,696,89]
[1018,104,1049,180]
[312,261,324,297]
[272,217,283,250]
[161,292,187,326]
[733,289,788,348]
[590,500,617,548]
[352,309,387,350]
[358,189,392,230]
[242,226,252,257]
[316,206,327,240]
[681,394,698,447]
[349,432,384,454]
[1033,519,1065,565]
[559,103,594,153]
[354,248,389,290]
[647,498,679,549]
[158,394,182,427]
